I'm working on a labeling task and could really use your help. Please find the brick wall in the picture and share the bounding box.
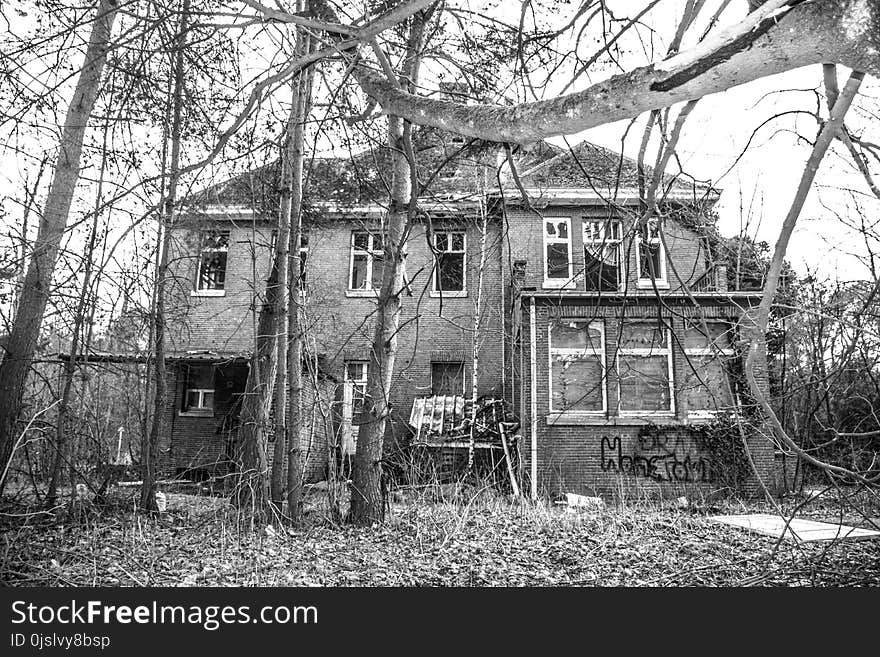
[517,297,777,498]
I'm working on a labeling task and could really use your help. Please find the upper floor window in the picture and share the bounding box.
[349,231,384,292]
[543,218,572,287]
[431,361,465,396]
[549,319,606,413]
[681,321,735,417]
[584,219,621,292]
[182,363,215,415]
[432,231,466,296]
[636,218,667,287]
[195,230,229,294]
[617,321,674,414]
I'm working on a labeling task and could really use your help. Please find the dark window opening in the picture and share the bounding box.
[431,361,465,396]
[196,231,229,291]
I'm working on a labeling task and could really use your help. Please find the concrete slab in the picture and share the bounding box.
[710,513,880,543]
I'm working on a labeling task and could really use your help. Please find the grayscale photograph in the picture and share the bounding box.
[1,0,879,594]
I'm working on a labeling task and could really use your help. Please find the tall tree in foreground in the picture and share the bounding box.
[348,5,434,525]
[0,0,119,490]
[140,0,191,512]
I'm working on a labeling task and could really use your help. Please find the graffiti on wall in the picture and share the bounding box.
[600,435,715,483]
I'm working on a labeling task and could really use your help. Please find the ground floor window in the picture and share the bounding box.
[681,321,735,417]
[182,364,215,413]
[431,361,465,396]
[617,321,674,414]
[342,361,368,455]
[549,319,606,412]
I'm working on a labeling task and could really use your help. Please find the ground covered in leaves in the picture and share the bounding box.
[2,488,879,586]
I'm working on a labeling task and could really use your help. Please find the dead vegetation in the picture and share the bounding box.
[2,487,878,587]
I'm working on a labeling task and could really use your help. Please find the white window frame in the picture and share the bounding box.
[583,219,622,292]
[635,221,668,289]
[542,217,574,288]
[297,233,308,295]
[431,231,467,298]
[342,361,369,455]
[616,322,675,416]
[192,230,230,297]
[347,231,384,296]
[683,321,736,419]
[548,319,607,414]
[181,365,215,416]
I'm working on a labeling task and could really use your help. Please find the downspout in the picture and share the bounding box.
[529,296,538,500]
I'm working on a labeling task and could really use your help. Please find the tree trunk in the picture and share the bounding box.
[348,8,432,525]
[285,23,314,526]
[140,0,190,512]
[0,0,118,490]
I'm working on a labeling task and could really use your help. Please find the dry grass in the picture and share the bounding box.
[1,485,879,586]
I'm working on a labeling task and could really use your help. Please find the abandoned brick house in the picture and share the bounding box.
[159,128,775,497]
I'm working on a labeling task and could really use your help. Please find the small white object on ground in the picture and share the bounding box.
[563,493,605,509]
[675,496,689,509]
[75,483,88,501]
[264,525,277,538]
[154,491,167,512]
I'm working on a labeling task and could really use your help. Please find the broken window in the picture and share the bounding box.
[617,321,674,413]
[682,321,735,417]
[349,231,384,291]
[543,218,572,286]
[182,364,215,413]
[431,361,465,396]
[636,218,666,286]
[549,320,606,412]
[433,231,466,294]
[583,219,621,292]
[196,230,229,291]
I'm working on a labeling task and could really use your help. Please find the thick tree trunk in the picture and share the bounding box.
[285,31,314,525]
[348,7,432,525]
[140,0,190,512]
[347,115,409,525]
[0,0,118,490]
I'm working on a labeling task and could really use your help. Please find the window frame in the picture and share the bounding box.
[635,221,668,289]
[682,321,736,419]
[347,230,384,296]
[192,230,230,297]
[542,217,574,289]
[548,319,607,415]
[342,361,369,454]
[583,218,622,292]
[430,231,468,298]
[616,321,675,416]
[180,364,216,416]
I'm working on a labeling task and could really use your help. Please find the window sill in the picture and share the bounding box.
[546,413,685,426]
[636,280,669,290]
[191,289,226,297]
[430,290,468,298]
[542,280,576,290]
[179,410,214,418]
[346,289,380,298]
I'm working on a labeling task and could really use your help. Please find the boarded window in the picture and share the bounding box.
[196,231,229,290]
[583,219,621,291]
[183,364,215,412]
[682,321,735,416]
[543,218,571,284]
[433,232,466,293]
[549,320,605,412]
[349,231,384,290]
[618,321,673,413]
[431,361,465,396]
